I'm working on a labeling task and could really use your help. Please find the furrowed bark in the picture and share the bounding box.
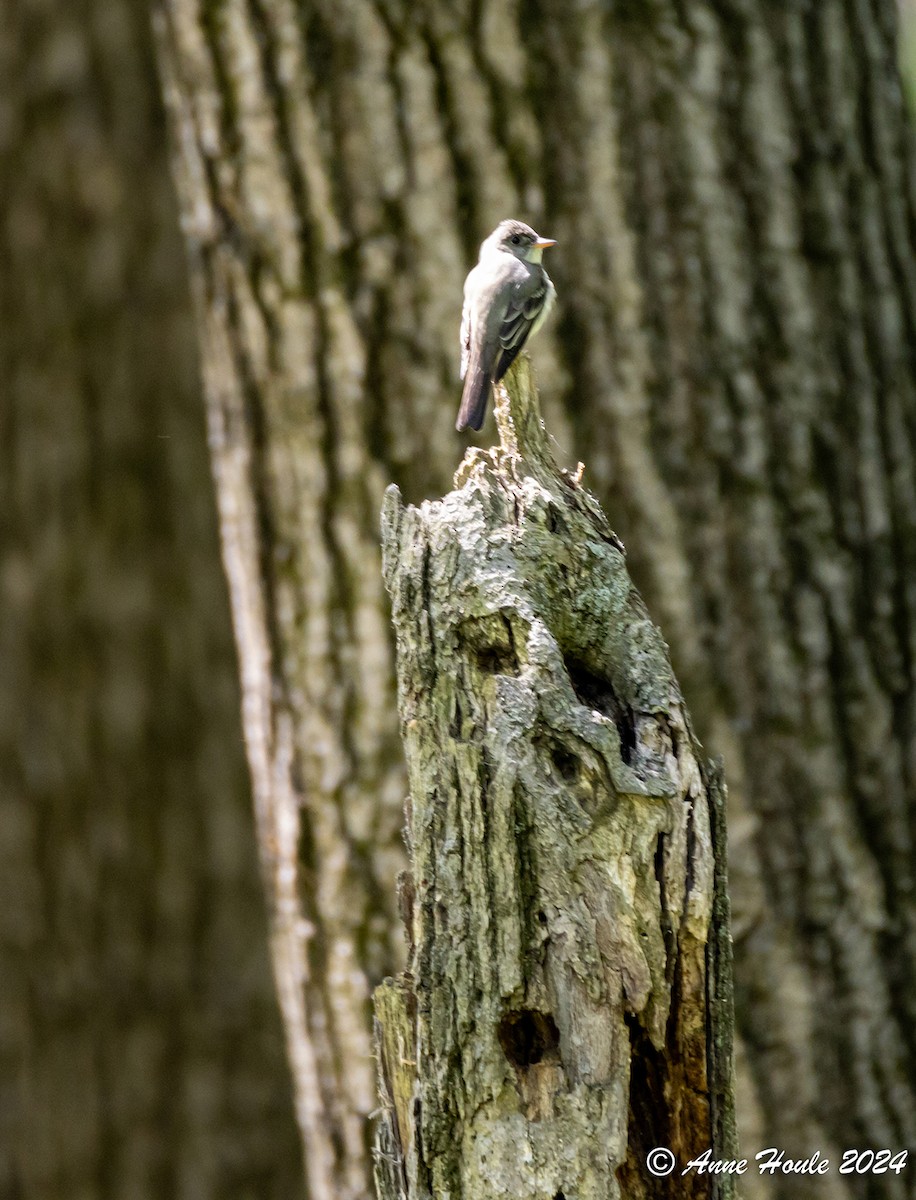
[376,361,736,1200]
[153,7,407,1195]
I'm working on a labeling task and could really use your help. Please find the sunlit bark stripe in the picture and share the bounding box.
[156,0,411,1195]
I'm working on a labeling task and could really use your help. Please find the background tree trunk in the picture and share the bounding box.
[375,368,736,1200]
[154,0,916,1197]
[0,0,302,1195]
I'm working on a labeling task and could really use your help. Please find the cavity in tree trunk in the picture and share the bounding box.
[374,365,736,1200]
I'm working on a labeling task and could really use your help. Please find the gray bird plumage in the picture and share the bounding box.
[456,219,557,432]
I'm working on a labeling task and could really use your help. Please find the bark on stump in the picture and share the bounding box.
[375,360,736,1200]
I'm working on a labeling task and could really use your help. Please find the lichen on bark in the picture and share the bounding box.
[375,361,736,1199]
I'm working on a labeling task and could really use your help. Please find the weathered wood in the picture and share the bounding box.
[376,361,735,1199]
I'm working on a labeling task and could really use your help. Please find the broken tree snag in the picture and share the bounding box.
[375,359,736,1200]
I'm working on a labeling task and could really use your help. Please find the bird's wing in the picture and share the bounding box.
[492,275,555,381]
[459,266,478,381]
[459,297,471,381]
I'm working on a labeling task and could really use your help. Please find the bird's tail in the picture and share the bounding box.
[456,365,491,432]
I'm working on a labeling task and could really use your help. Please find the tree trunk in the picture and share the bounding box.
[375,365,736,1200]
[0,0,302,1195]
[569,6,916,1189]
[154,0,916,1196]
[154,7,410,1198]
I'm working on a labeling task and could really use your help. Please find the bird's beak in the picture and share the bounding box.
[534,237,557,248]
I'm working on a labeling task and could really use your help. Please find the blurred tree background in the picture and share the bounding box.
[2,1,916,1199]
[904,1,916,107]
[0,0,302,1195]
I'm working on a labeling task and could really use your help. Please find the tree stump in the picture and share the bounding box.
[375,360,735,1200]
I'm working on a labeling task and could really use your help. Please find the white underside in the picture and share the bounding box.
[528,276,556,341]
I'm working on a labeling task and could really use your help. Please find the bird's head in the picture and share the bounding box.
[484,219,557,264]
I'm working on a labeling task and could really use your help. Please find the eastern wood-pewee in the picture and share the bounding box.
[456,219,557,432]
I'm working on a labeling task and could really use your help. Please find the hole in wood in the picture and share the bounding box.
[545,503,568,536]
[550,744,579,782]
[497,1008,560,1068]
[460,614,520,677]
[620,1011,670,1192]
[535,733,585,790]
[564,657,636,764]
[475,643,519,676]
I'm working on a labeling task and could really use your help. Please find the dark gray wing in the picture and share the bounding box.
[492,276,552,381]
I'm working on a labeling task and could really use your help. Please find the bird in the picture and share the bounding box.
[456,219,557,432]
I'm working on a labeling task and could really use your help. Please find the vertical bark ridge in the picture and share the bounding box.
[157,1,433,1193]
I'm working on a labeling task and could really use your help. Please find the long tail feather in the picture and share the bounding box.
[456,366,491,432]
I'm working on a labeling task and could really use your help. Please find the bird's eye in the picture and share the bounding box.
[511,234,521,245]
